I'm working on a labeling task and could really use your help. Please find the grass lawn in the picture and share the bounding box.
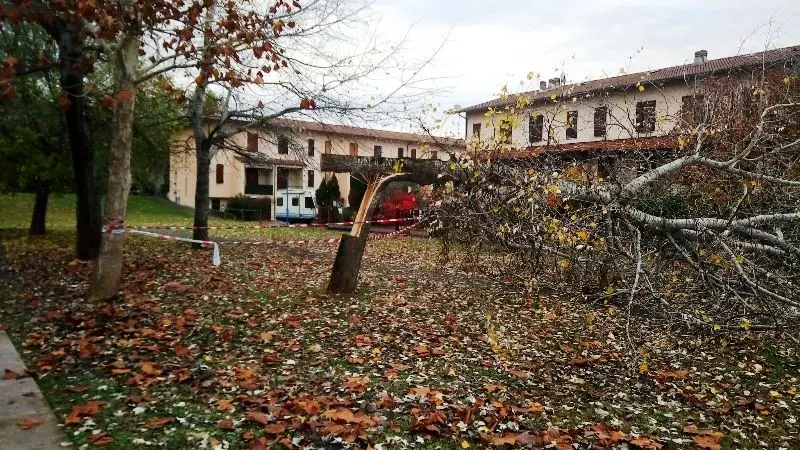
[0,197,798,449]
[0,193,199,228]
[0,193,332,239]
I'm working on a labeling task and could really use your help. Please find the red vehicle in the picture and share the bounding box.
[372,189,418,228]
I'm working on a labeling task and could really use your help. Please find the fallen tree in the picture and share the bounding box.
[431,66,800,342]
[321,154,446,293]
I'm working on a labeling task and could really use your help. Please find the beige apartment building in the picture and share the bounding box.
[458,45,800,180]
[169,119,464,219]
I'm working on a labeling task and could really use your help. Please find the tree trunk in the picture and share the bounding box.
[326,233,369,293]
[327,175,399,293]
[88,36,139,302]
[29,181,50,236]
[55,22,102,259]
[192,141,211,243]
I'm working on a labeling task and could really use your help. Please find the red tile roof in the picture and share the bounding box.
[496,135,680,159]
[266,118,464,148]
[458,44,800,113]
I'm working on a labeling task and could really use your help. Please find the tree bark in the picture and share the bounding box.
[326,234,369,293]
[29,181,50,236]
[193,138,211,243]
[53,21,102,259]
[88,36,139,302]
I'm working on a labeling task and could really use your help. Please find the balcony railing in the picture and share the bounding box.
[244,184,273,195]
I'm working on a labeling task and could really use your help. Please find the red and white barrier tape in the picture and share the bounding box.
[217,237,341,246]
[118,219,426,264]
[126,217,419,231]
[127,229,220,266]
[367,221,424,241]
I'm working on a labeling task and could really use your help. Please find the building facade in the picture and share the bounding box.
[169,119,464,219]
[458,45,799,181]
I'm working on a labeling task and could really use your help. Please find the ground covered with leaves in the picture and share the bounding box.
[1,226,799,449]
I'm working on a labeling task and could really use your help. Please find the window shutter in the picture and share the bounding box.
[216,164,224,184]
[247,133,258,152]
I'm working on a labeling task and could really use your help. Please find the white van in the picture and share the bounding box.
[275,188,317,222]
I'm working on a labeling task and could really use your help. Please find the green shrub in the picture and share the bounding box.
[226,194,271,221]
[349,176,366,210]
[327,176,341,205]
[315,179,331,207]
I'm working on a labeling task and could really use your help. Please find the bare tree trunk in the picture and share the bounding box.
[53,21,102,259]
[193,137,211,243]
[29,181,50,236]
[88,36,139,302]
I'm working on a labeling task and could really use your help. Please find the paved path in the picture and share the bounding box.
[0,332,64,449]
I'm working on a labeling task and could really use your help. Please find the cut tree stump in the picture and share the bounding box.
[322,154,450,294]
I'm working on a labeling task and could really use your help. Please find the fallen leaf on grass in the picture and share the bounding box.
[342,376,369,393]
[17,416,43,430]
[484,384,507,393]
[216,418,235,430]
[354,335,372,347]
[512,402,545,413]
[569,356,604,366]
[64,400,105,426]
[145,416,175,429]
[264,422,288,435]
[89,433,113,446]
[217,399,234,412]
[482,433,516,446]
[506,369,529,379]
[164,281,189,293]
[629,437,663,449]
[140,362,162,376]
[692,433,724,450]
[259,331,275,342]
[244,411,269,425]
[323,407,376,426]
[655,370,689,381]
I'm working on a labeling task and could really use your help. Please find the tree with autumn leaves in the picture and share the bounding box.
[2,0,309,299]
[2,0,440,300]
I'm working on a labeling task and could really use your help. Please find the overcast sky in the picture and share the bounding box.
[366,0,800,135]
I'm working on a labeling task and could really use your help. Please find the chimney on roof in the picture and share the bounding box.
[694,49,708,65]
[539,80,547,90]
[548,77,561,89]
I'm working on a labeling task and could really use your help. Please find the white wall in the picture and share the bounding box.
[170,124,465,211]
[465,82,695,148]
